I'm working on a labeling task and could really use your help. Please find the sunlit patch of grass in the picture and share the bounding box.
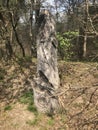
[73,103,83,108]
[32,58,37,62]
[47,118,54,126]
[60,114,67,124]
[39,128,48,130]
[26,114,42,126]
[26,118,38,126]
[4,105,12,111]
[11,123,19,128]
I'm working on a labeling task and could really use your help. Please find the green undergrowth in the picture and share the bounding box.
[47,118,54,126]
[4,105,12,111]
[19,91,37,115]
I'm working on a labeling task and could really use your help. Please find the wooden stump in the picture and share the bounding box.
[33,10,60,114]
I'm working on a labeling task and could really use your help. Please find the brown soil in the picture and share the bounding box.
[0,59,98,130]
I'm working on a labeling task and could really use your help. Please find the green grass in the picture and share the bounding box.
[26,118,38,126]
[60,114,67,124]
[19,91,34,104]
[47,118,54,126]
[27,104,37,115]
[4,105,12,111]
[19,91,38,115]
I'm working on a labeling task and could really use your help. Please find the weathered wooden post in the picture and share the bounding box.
[33,10,60,114]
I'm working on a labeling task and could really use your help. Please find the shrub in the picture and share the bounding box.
[57,31,78,60]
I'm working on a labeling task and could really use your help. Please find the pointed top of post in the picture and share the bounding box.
[40,9,50,16]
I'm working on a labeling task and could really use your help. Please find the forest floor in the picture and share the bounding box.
[0,58,98,130]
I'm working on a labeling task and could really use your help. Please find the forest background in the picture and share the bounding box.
[0,0,98,130]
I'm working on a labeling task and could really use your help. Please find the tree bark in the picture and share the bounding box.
[83,33,87,57]
[9,12,25,57]
[33,10,60,114]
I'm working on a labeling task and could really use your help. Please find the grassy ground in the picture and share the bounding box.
[0,58,98,130]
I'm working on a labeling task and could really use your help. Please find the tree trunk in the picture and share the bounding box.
[83,33,87,58]
[33,10,60,114]
[9,12,25,57]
